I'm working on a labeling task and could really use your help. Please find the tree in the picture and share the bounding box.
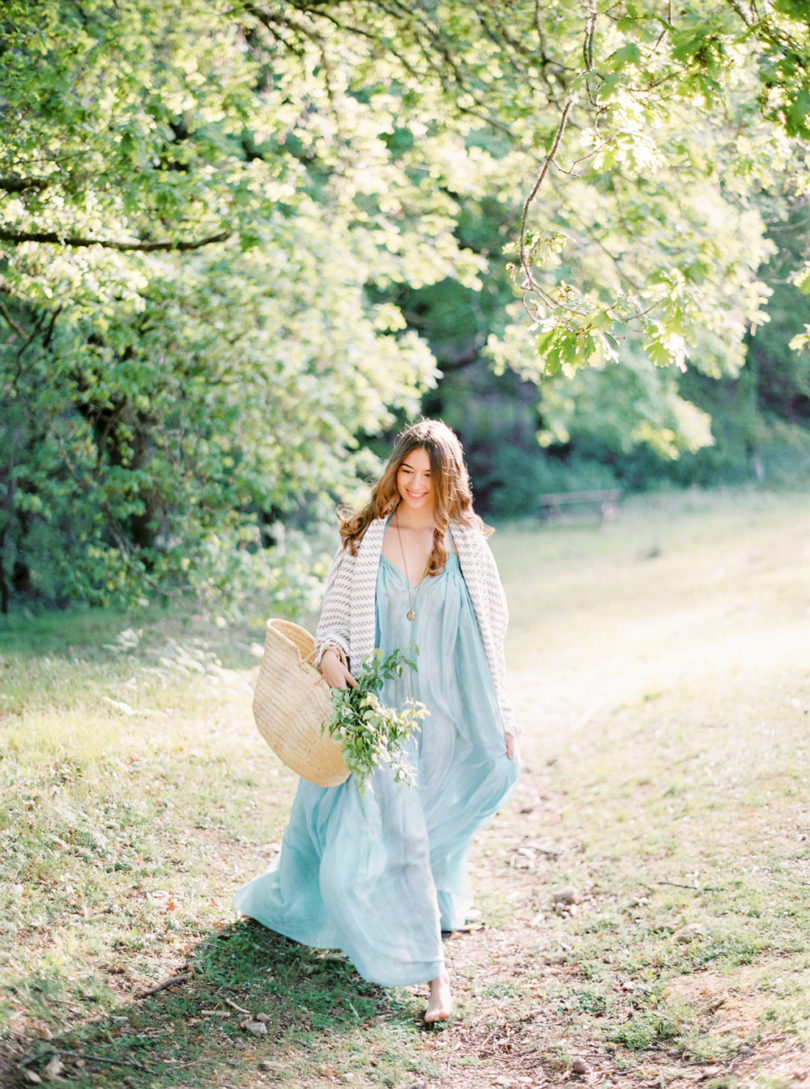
[2,0,809,609]
[0,0,475,608]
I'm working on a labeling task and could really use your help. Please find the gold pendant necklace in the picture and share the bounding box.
[394,515,428,621]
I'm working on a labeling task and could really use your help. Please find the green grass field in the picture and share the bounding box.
[2,486,809,1089]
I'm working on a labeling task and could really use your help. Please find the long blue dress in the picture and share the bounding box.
[232,549,519,987]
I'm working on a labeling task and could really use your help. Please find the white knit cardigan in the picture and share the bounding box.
[314,517,515,736]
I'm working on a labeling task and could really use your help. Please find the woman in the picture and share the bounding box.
[234,419,519,1023]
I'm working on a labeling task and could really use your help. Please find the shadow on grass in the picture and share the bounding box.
[6,922,421,1089]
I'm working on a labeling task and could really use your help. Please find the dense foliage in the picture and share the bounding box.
[1,1,809,610]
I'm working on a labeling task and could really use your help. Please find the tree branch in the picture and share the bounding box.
[583,0,597,73]
[372,0,517,134]
[519,94,576,297]
[0,175,50,194]
[534,0,547,55]
[245,1,323,53]
[724,0,756,29]
[0,299,27,339]
[0,228,232,251]
[0,286,62,360]
[652,0,674,51]
[42,304,61,350]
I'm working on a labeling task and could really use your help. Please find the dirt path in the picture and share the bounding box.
[418,731,810,1089]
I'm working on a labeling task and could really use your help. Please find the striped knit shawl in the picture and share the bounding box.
[314,517,515,735]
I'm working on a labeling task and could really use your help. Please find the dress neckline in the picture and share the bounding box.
[380,515,459,587]
[379,551,457,588]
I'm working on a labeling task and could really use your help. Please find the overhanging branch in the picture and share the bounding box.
[519,93,576,305]
[0,228,232,251]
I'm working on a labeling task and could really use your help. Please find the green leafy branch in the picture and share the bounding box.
[325,648,428,796]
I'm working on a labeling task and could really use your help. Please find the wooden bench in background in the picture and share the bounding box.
[538,488,623,523]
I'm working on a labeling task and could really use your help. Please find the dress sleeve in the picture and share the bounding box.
[314,544,354,667]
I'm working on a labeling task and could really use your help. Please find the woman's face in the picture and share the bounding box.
[396,446,434,515]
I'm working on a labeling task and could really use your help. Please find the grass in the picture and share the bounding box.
[2,485,810,1088]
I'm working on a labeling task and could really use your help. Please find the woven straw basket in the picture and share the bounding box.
[252,618,349,788]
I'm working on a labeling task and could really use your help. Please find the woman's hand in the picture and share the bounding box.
[320,648,357,690]
[505,732,515,760]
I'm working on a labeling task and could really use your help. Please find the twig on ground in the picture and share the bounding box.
[20,1048,156,1074]
[222,995,252,1015]
[137,969,194,997]
[656,881,725,892]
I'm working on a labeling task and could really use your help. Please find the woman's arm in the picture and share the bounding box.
[314,545,356,687]
[319,646,356,689]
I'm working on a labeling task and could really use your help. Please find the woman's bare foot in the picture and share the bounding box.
[424,971,452,1023]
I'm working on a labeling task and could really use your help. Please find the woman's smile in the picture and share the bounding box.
[396,447,434,513]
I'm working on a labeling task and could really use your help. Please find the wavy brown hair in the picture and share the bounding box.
[339,419,489,574]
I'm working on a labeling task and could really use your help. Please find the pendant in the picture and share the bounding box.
[407,609,415,621]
